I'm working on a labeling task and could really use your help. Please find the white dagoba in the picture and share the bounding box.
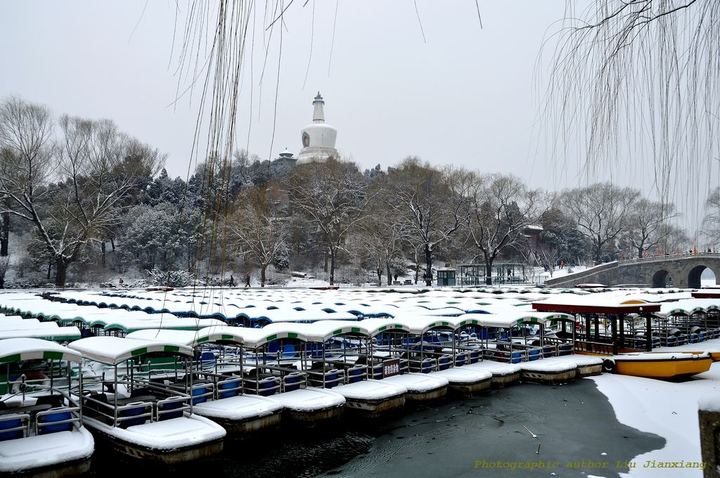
[296,92,338,164]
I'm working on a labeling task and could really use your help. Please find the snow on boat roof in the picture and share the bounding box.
[391,315,458,335]
[454,311,575,328]
[658,299,720,316]
[0,337,82,363]
[0,318,59,330]
[0,326,81,342]
[68,336,193,365]
[127,329,208,347]
[98,317,225,333]
[532,292,662,314]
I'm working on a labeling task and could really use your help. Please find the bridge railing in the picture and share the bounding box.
[618,251,720,265]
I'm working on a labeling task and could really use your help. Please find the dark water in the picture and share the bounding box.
[84,380,664,478]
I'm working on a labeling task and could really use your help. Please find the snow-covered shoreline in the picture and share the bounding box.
[591,340,720,477]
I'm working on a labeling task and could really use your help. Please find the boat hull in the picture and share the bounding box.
[344,394,406,418]
[520,369,577,385]
[612,356,713,379]
[207,410,282,436]
[1,456,91,478]
[491,372,520,387]
[448,378,492,397]
[577,363,603,377]
[405,385,447,402]
[283,404,345,427]
[89,425,224,464]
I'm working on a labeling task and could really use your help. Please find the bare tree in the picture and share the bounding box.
[624,199,678,258]
[560,183,639,264]
[355,212,405,287]
[386,159,468,286]
[0,98,163,286]
[285,158,368,286]
[0,256,8,289]
[703,187,720,247]
[229,184,289,287]
[467,174,540,285]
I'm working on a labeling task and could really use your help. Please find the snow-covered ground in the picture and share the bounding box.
[591,339,720,477]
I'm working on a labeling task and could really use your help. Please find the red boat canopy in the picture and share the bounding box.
[532,302,660,315]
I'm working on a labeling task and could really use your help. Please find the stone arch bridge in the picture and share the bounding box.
[544,253,720,289]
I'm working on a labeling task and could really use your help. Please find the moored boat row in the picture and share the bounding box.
[3,286,720,473]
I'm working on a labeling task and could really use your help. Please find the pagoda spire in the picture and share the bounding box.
[312,91,325,123]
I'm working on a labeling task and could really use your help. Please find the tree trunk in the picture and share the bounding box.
[376,268,382,286]
[594,241,603,264]
[424,244,433,286]
[329,248,336,286]
[485,259,493,286]
[637,246,644,259]
[55,259,67,288]
[101,242,106,268]
[386,261,392,286]
[0,211,9,256]
[47,262,52,280]
[260,264,267,287]
[110,238,116,251]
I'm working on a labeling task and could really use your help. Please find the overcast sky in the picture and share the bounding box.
[0,0,713,231]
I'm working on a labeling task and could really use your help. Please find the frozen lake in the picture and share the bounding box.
[81,380,662,478]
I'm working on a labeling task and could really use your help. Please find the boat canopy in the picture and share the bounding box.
[0,337,82,363]
[355,318,410,337]
[453,311,575,329]
[300,320,370,342]
[127,327,247,347]
[390,315,458,335]
[68,336,193,365]
[233,323,309,349]
[660,300,707,316]
[0,327,81,342]
[533,295,661,315]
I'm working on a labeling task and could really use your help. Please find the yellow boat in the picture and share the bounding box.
[603,352,713,379]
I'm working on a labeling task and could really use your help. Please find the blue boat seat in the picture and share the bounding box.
[38,408,73,434]
[283,372,304,392]
[255,377,280,396]
[218,379,242,399]
[0,415,25,441]
[347,365,366,383]
[157,400,184,420]
[191,386,210,405]
[119,403,149,428]
[438,355,452,370]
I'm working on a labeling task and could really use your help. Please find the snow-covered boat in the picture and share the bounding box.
[126,328,284,435]
[464,360,521,386]
[221,325,347,426]
[0,315,81,342]
[67,336,226,463]
[0,338,94,476]
[602,351,713,379]
[283,320,410,417]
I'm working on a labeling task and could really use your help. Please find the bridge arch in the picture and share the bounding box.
[652,270,672,288]
[688,265,717,289]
